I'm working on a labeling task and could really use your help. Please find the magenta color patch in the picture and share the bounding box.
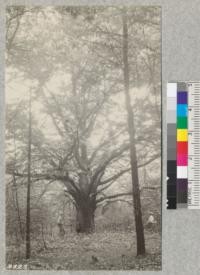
[177,154,188,166]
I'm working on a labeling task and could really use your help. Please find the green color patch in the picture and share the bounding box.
[177,117,187,129]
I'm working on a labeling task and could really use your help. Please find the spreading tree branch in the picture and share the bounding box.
[99,152,160,186]
[6,169,80,194]
[96,184,160,204]
[92,143,130,183]
[96,191,133,204]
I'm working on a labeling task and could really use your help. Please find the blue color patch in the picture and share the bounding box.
[177,91,187,104]
[177,104,188,117]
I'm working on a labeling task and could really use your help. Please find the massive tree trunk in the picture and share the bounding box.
[122,9,146,255]
[75,195,96,233]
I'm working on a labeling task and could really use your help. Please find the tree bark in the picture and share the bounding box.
[75,197,95,233]
[13,175,23,240]
[26,89,32,259]
[122,9,145,256]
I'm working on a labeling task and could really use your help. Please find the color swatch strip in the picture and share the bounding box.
[167,83,177,209]
[167,81,200,209]
[176,83,188,208]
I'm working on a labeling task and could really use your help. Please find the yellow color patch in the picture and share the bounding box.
[177,129,188,141]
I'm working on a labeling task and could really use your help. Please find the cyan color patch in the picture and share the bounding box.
[177,104,188,117]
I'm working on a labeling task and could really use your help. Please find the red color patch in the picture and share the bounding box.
[177,142,188,154]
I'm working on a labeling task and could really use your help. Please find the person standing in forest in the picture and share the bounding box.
[57,211,65,238]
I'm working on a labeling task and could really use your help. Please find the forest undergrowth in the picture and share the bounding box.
[6,230,161,270]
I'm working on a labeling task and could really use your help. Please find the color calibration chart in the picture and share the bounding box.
[167,82,200,209]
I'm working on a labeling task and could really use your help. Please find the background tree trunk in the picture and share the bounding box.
[26,89,32,259]
[12,175,23,241]
[122,9,146,256]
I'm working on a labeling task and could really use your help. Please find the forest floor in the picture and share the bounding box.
[6,230,161,270]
